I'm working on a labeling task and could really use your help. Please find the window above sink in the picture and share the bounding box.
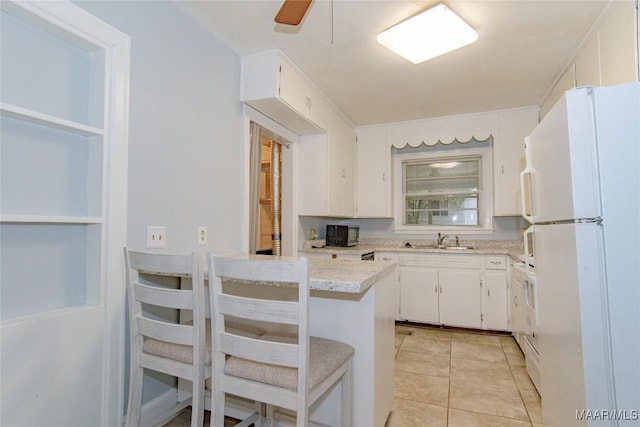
[393,139,494,234]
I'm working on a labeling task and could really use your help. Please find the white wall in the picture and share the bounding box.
[75,0,245,408]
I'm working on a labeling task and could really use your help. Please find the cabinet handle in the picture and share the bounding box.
[435,285,438,293]
[439,286,442,294]
[513,295,518,306]
[488,289,491,297]
[382,172,386,181]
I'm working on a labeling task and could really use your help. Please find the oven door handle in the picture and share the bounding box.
[523,225,535,276]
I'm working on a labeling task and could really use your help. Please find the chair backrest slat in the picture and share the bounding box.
[213,256,301,283]
[220,333,298,367]
[218,293,298,324]
[127,250,193,276]
[137,317,193,346]
[134,282,193,310]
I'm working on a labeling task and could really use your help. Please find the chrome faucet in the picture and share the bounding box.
[437,233,449,246]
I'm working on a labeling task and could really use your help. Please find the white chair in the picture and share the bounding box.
[208,254,354,427]
[124,249,209,427]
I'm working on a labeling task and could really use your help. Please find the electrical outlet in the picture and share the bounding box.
[146,226,166,249]
[198,226,208,246]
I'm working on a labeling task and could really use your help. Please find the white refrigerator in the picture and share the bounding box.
[521,83,640,426]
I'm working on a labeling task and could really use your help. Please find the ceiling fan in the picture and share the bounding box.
[274,0,313,25]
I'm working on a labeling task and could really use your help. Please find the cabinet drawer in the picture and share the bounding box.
[398,254,481,269]
[485,255,507,270]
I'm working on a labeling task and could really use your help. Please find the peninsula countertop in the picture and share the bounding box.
[222,254,396,294]
[141,254,396,295]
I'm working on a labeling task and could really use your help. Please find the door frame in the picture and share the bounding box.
[243,105,299,256]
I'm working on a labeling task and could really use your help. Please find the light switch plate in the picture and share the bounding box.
[146,226,166,248]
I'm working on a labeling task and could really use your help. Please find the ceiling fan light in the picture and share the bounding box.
[377,4,478,64]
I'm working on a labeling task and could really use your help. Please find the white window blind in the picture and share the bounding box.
[403,155,482,226]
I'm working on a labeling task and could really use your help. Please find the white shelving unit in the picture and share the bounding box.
[0,2,130,425]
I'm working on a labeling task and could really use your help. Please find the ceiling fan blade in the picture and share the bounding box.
[275,0,312,25]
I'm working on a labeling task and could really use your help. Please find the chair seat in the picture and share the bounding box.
[143,320,264,365]
[224,333,354,392]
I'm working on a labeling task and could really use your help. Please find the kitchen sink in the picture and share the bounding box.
[404,243,475,250]
[444,246,476,250]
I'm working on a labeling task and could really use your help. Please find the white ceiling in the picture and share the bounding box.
[176,0,608,126]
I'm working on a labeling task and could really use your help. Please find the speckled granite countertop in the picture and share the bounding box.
[142,254,396,295]
[307,257,396,293]
[223,254,396,294]
[301,238,524,260]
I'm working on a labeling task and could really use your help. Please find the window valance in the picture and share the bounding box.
[386,113,498,148]
[391,135,493,149]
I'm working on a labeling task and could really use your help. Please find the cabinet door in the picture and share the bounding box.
[399,267,439,323]
[355,127,392,217]
[328,110,354,217]
[485,271,509,330]
[298,133,328,216]
[598,0,637,86]
[495,109,538,216]
[306,83,330,130]
[439,270,481,328]
[278,59,309,118]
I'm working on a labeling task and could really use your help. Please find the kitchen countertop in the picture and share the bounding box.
[142,254,396,295]
[302,238,524,260]
[224,254,396,294]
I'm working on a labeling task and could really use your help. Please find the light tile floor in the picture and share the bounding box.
[389,324,542,427]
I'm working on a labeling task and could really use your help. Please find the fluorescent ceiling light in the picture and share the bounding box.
[377,4,478,64]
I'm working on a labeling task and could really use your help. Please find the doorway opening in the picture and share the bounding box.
[249,122,292,256]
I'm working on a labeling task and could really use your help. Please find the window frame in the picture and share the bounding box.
[393,144,494,234]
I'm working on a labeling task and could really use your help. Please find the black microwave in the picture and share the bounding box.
[326,225,359,247]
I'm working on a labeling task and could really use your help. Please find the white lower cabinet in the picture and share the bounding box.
[399,267,439,324]
[398,254,483,329]
[439,270,482,328]
[484,255,509,331]
[485,272,509,330]
[397,253,509,331]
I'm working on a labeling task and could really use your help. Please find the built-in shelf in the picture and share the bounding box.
[0,215,104,224]
[0,103,104,136]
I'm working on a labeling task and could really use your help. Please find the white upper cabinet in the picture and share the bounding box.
[355,126,393,218]
[241,49,330,135]
[299,108,354,217]
[540,0,639,117]
[494,108,539,216]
